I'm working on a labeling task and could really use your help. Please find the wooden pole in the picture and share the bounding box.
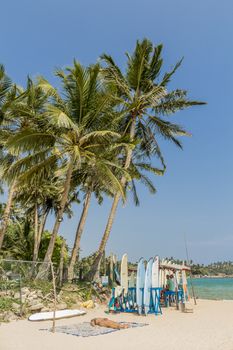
[174,273,179,310]
[184,234,197,305]
[19,274,23,317]
[50,261,57,333]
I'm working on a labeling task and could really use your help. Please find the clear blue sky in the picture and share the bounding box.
[1,0,233,264]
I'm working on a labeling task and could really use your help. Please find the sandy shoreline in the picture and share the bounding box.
[1,299,233,350]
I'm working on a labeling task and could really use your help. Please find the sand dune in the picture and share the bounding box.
[1,299,233,350]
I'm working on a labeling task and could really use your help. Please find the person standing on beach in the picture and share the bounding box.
[168,274,176,292]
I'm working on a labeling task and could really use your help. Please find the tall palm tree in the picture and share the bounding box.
[88,39,205,280]
[6,62,129,269]
[0,77,50,249]
[0,64,17,249]
[67,151,129,281]
[14,174,64,261]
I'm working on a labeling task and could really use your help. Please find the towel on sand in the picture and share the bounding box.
[45,321,148,337]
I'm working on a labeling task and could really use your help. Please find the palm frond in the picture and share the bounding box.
[148,115,191,148]
[37,76,62,102]
[139,173,157,194]
[154,89,206,115]
[126,39,153,91]
[46,105,78,130]
[131,179,140,206]
[80,130,120,146]
[135,162,164,176]
[100,54,131,99]
[6,129,55,155]
[160,58,183,86]
[146,44,163,81]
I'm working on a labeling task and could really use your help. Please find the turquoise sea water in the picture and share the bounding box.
[188,278,233,300]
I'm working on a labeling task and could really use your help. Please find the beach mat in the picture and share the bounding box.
[44,322,148,337]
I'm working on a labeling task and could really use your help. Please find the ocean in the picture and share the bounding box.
[188,278,233,300]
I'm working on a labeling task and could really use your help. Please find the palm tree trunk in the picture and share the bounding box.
[0,179,17,250]
[33,202,39,262]
[36,158,74,280]
[36,209,50,258]
[43,159,74,264]
[67,190,92,282]
[59,240,65,287]
[88,118,136,281]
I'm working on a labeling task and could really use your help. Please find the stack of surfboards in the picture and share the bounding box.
[136,256,160,315]
[119,254,160,315]
[119,254,189,315]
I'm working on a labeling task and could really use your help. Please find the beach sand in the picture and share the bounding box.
[1,299,233,350]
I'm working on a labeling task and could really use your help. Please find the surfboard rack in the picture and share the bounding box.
[149,288,162,315]
[108,287,162,316]
[164,290,183,307]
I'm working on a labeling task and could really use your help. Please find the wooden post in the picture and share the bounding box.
[19,274,23,317]
[50,261,57,333]
[189,271,197,305]
[184,235,197,305]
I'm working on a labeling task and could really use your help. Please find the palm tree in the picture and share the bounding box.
[0,76,51,250]
[88,38,205,280]
[0,64,18,249]
[14,174,64,261]
[67,151,129,281]
[6,62,128,269]
[1,218,34,261]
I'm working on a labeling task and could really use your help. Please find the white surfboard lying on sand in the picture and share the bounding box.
[28,309,86,321]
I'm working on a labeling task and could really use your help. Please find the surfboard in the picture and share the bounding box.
[152,256,159,288]
[152,256,160,312]
[159,268,162,288]
[144,258,153,315]
[160,259,165,288]
[28,309,86,321]
[136,258,145,314]
[163,260,170,288]
[114,266,121,285]
[121,253,128,296]
[114,285,123,298]
[176,270,181,286]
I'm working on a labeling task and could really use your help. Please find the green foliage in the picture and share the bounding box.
[39,230,68,266]
[0,297,15,311]
[76,253,98,278]
[191,261,233,276]
[1,220,34,260]
[166,257,233,276]
[1,220,67,265]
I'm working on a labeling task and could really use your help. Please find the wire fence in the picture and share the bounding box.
[0,259,56,320]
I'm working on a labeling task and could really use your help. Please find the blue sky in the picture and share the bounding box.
[1,0,233,263]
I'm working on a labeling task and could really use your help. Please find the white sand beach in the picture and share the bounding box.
[1,299,233,350]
